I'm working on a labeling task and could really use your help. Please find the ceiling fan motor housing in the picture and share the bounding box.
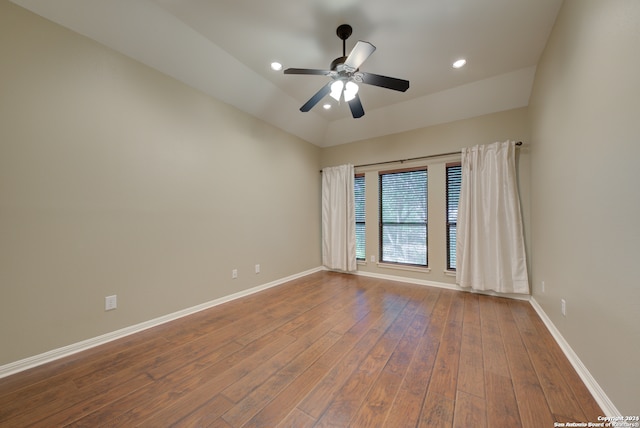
[330,56,348,71]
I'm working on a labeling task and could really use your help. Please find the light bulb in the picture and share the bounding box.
[330,80,344,101]
[344,81,359,102]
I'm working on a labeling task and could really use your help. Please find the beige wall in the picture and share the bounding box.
[0,2,321,365]
[529,0,640,415]
[321,108,531,287]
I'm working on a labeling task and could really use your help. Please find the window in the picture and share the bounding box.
[446,163,462,270]
[354,174,365,261]
[379,168,428,266]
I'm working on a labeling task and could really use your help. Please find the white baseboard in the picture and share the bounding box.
[0,266,324,379]
[354,269,460,290]
[2,267,619,419]
[529,297,620,417]
[354,269,531,301]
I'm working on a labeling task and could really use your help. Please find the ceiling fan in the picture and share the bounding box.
[284,24,410,119]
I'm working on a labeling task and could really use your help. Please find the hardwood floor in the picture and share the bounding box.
[0,271,602,427]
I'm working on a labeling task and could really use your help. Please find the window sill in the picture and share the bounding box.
[377,262,431,274]
[444,270,456,277]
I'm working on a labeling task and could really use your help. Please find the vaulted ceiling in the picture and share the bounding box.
[11,0,562,147]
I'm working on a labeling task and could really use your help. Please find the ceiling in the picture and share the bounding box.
[11,0,562,147]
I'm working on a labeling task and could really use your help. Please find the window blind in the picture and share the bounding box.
[446,164,462,270]
[354,175,365,260]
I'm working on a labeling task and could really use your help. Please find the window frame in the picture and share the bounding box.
[378,166,429,268]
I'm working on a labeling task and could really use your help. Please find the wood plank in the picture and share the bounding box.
[241,302,384,428]
[28,373,153,427]
[384,290,452,428]
[132,332,297,427]
[242,352,332,428]
[510,301,603,420]
[296,291,408,419]
[0,322,172,397]
[221,330,342,427]
[479,296,522,427]
[418,391,455,428]
[276,408,316,428]
[350,291,438,427]
[495,298,556,427]
[161,394,234,428]
[220,283,380,404]
[413,291,464,428]
[509,300,590,422]
[0,334,170,424]
[44,270,329,424]
[349,369,404,427]
[232,279,350,346]
[456,292,485,399]
[73,329,296,426]
[485,371,522,427]
[220,322,334,404]
[478,296,511,376]
[453,389,487,428]
[314,292,422,427]
[424,290,464,400]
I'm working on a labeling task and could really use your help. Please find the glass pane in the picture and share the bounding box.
[448,224,457,269]
[356,223,366,260]
[354,176,365,223]
[381,170,427,224]
[447,165,461,222]
[381,224,427,265]
[446,165,461,270]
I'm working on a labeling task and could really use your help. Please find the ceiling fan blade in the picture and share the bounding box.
[360,72,410,92]
[344,41,376,70]
[348,94,365,118]
[300,82,332,112]
[284,68,332,76]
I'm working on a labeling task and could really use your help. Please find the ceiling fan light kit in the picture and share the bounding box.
[284,24,410,119]
[329,80,359,102]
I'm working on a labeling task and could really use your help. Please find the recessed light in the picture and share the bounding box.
[452,59,467,69]
[270,62,283,71]
[323,104,331,110]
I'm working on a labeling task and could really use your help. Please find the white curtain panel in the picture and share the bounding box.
[456,141,529,294]
[322,164,357,272]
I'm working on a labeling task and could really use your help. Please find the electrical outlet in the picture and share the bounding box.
[561,299,566,317]
[105,295,117,311]
[541,280,545,293]
[370,255,375,263]
[255,264,260,274]
[232,269,238,279]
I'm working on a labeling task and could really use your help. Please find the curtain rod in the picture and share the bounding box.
[320,141,522,172]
